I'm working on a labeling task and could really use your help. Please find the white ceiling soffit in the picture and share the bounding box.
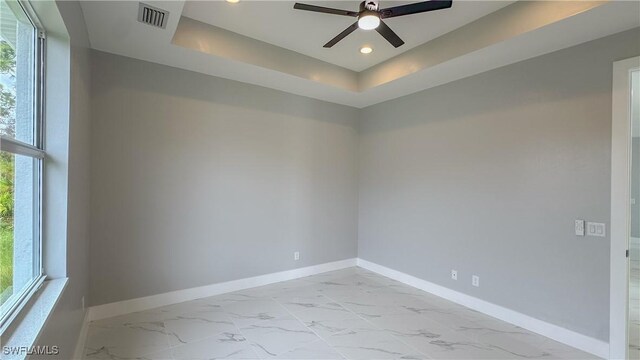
[80,1,640,108]
[172,17,359,92]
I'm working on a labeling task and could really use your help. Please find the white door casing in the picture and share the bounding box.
[611,56,639,360]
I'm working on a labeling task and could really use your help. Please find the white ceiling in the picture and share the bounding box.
[182,0,513,72]
[79,1,640,108]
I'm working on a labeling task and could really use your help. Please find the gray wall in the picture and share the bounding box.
[34,1,92,359]
[89,51,359,306]
[358,28,640,341]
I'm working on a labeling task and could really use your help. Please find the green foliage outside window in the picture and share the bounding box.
[0,40,17,299]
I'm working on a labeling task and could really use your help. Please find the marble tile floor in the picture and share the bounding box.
[84,267,600,360]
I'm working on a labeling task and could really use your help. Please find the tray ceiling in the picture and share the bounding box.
[79,1,640,107]
[181,1,513,72]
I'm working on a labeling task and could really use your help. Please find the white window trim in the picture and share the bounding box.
[0,278,67,359]
[0,275,44,334]
[0,0,46,333]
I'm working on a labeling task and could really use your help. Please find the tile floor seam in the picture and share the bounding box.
[230,321,262,360]
[270,294,353,360]
[318,286,435,359]
[294,294,370,338]
[221,297,285,360]
[390,298,516,355]
[161,309,240,353]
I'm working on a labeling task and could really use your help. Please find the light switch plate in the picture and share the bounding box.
[575,220,585,236]
[586,222,606,237]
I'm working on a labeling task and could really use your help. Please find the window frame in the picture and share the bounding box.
[0,0,46,332]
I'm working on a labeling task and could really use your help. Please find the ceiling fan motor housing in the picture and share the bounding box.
[362,0,379,12]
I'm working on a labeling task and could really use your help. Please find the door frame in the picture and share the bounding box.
[611,56,639,360]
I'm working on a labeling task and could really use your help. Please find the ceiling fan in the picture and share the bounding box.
[293,0,453,48]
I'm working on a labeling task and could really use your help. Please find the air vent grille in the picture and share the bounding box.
[137,3,169,29]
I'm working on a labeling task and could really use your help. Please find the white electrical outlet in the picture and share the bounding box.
[294,252,300,261]
[575,220,585,236]
[451,270,457,280]
[472,275,480,287]
[586,222,606,237]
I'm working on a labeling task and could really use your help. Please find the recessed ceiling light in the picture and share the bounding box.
[360,46,373,54]
[226,0,239,3]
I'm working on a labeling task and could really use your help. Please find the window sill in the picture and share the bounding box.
[0,278,68,360]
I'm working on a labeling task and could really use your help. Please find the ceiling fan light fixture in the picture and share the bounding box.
[358,13,380,30]
[293,1,453,48]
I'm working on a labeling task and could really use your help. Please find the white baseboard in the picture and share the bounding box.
[72,310,90,360]
[84,257,608,358]
[356,258,609,359]
[88,258,357,321]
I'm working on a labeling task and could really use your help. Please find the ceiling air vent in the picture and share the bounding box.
[137,3,169,29]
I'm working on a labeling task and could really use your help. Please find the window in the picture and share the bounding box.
[0,0,44,329]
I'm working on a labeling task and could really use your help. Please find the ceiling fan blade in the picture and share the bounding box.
[293,3,359,17]
[376,21,404,48]
[380,0,452,19]
[324,22,359,48]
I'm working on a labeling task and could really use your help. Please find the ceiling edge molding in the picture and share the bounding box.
[358,0,607,91]
[173,16,359,92]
